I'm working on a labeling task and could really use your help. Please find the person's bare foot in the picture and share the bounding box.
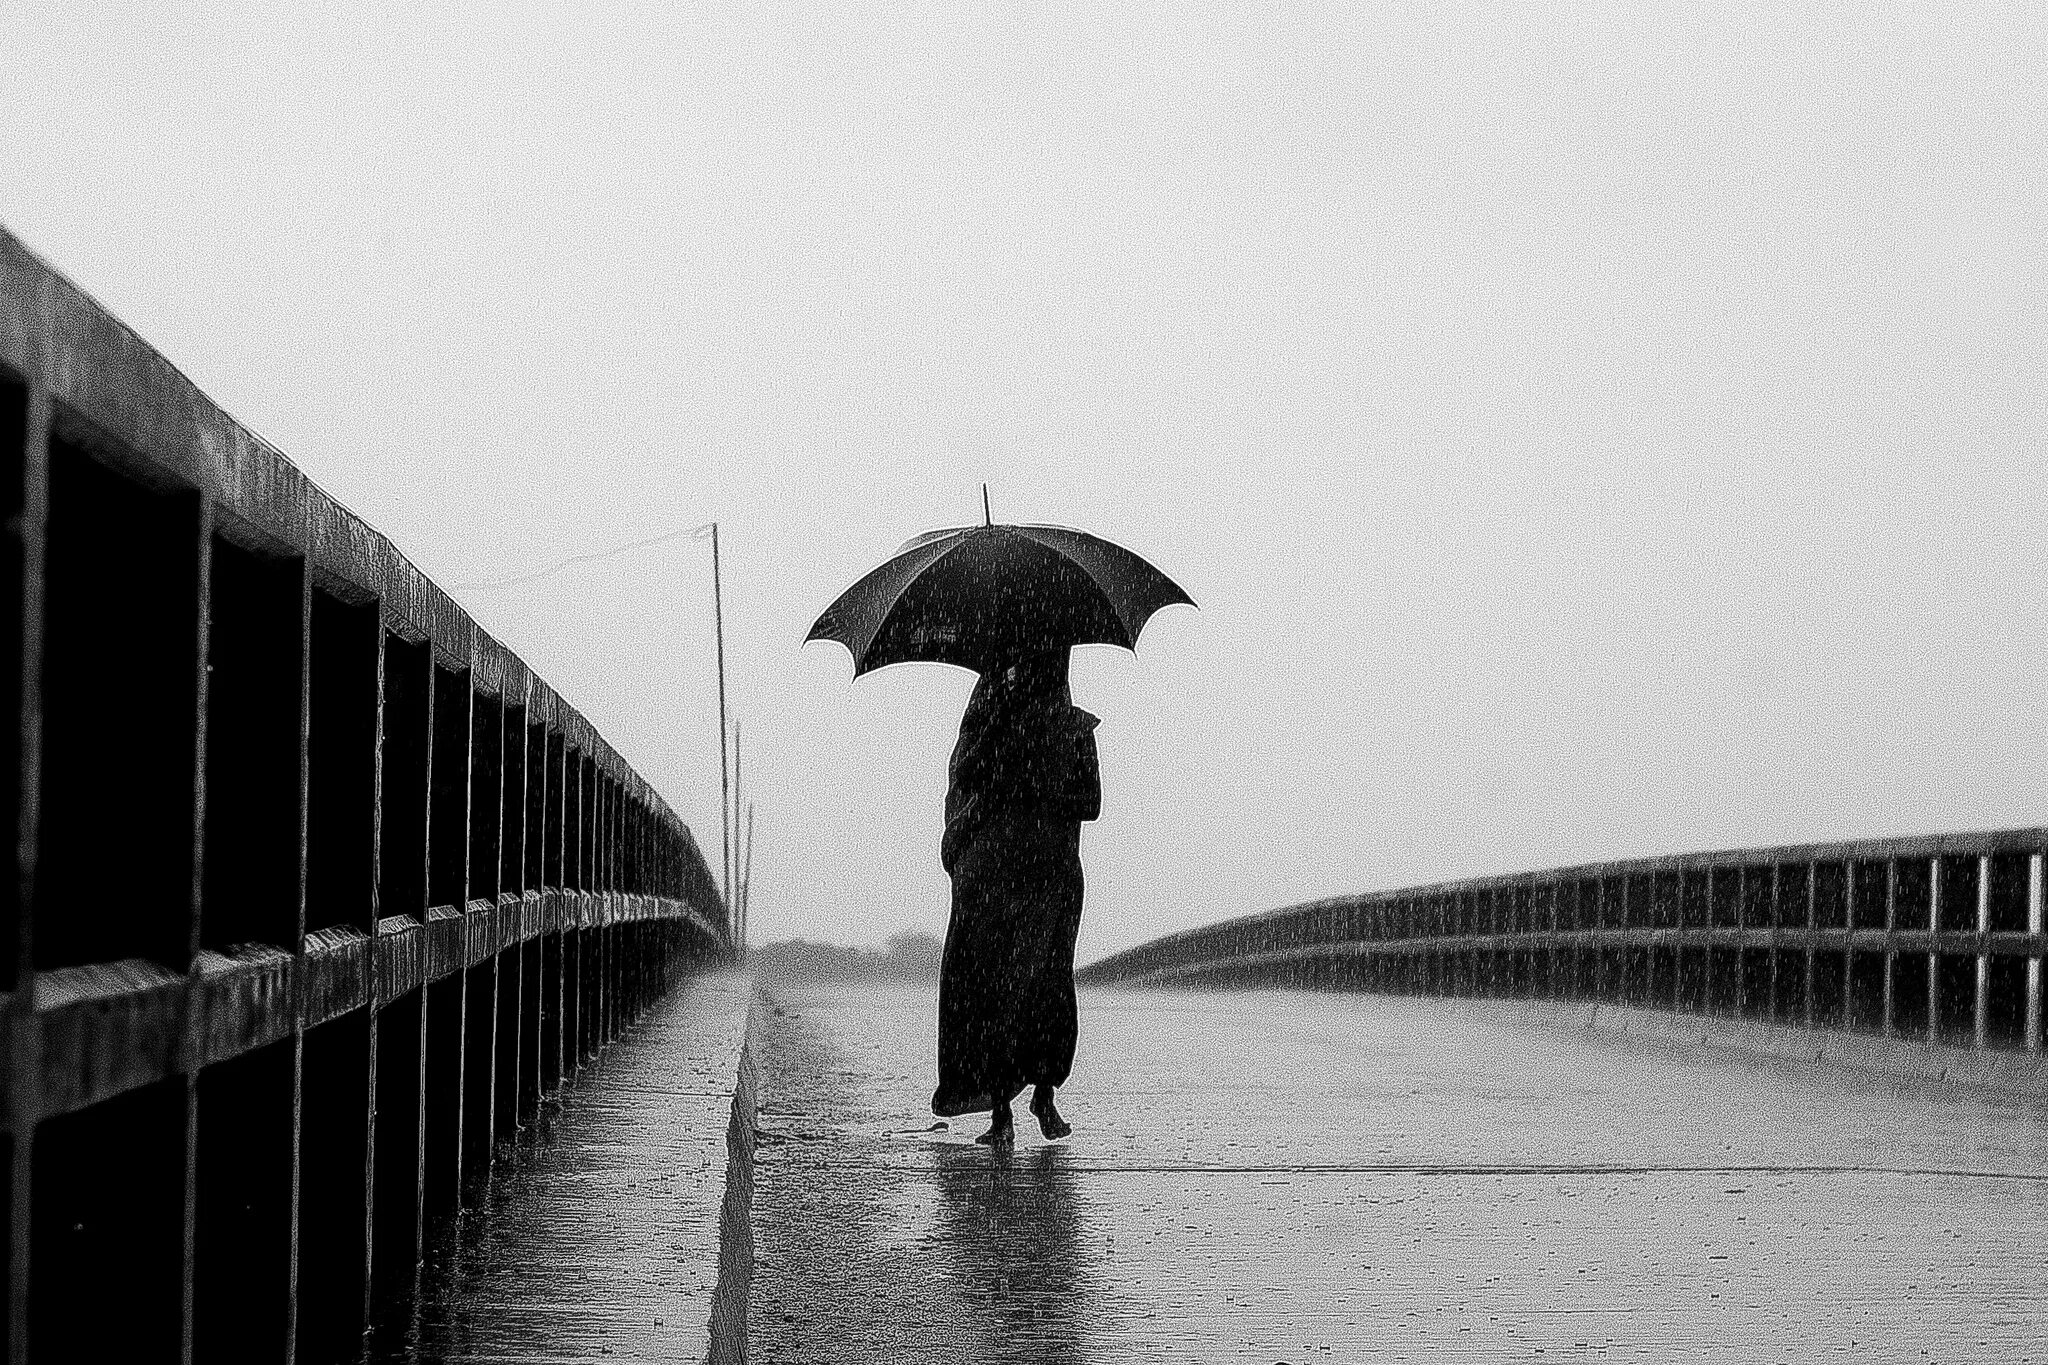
[1030,1086,1071,1140]
[975,1102,1015,1147]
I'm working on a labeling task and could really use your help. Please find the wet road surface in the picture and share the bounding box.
[751,980,2048,1364]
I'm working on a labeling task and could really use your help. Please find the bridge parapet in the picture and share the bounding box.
[1079,829,2048,1054]
[3,227,727,1361]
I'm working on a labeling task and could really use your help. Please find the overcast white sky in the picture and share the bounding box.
[5,4,2044,961]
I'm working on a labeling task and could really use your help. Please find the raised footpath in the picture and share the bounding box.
[377,971,759,1365]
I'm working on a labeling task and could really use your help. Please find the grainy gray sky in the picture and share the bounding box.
[5,4,2043,962]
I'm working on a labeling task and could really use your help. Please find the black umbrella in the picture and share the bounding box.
[807,509,1195,677]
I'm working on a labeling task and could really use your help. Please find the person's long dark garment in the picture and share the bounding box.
[933,651,1101,1127]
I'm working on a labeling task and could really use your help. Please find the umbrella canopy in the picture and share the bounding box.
[807,522,1195,677]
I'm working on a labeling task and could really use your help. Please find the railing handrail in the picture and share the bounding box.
[4,220,736,1360]
[4,223,729,1110]
[1080,824,2048,982]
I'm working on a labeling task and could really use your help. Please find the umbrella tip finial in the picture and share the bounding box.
[982,483,992,527]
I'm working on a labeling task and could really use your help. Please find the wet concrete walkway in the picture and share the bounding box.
[750,980,2048,1364]
[377,971,754,1364]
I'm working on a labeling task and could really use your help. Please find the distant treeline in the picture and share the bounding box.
[750,930,943,983]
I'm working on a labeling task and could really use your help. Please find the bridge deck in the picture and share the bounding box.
[751,981,2048,1364]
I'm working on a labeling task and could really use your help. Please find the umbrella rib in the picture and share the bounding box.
[844,528,993,668]
[813,531,977,656]
[1006,525,1159,644]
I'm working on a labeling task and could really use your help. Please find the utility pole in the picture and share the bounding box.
[742,801,757,947]
[732,719,743,943]
[709,523,732,938]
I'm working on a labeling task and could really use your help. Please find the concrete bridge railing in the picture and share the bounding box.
[1079,829,2048,1056]
[2,227,729,1363]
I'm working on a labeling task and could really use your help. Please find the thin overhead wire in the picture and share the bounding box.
[450,521,717,591]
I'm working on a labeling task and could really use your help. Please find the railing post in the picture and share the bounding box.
[1841,859,1855,1030]
[1882,858,1897,1037]
[1615,875,1629,1004]
[1758,864,1773,1021]
[1671,869,1686,1013]
[1736,866,1751,1019]
[425,659,472,1232]
[362,603,388,1339]
[1802,861,1817,1029]
[7,380,47,1365]
[1583,882,1598,1003]
[2028,853,2043,1053]
[1721,866,1735,1016]
[415,647,438,1263]
[1927,856,1942,1045]
[1975,853,1992,1049]
[179,494,215,1365]
[1576,880,1590,1000]
[1476,888,1491,996]
[286,513,314,1360]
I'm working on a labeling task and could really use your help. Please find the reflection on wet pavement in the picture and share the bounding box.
[927,1144,1096,1365]
[752,980,2048,1363]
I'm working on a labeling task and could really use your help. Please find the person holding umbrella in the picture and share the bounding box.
[809,495,1193,1146]
[932,643,1099,1142]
